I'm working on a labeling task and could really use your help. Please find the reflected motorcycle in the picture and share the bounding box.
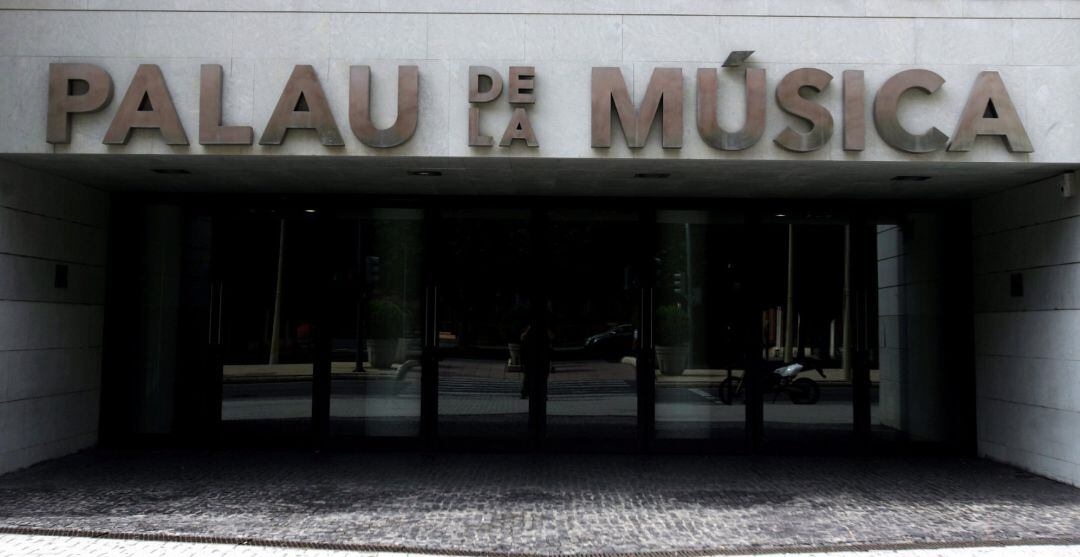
[717,359,825,405]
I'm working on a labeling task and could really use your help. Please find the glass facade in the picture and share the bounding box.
[216,216,317,434]
[326,210,425,438]
[544,209,641,446]
[653,211,747,443]
[109,200,898,452]
[436,209,532,442]
[757,222,859,450]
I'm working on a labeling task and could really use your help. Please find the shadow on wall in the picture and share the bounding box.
[877,211,975,447]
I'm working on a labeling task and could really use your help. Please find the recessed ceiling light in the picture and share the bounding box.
[408,170,442,177]
[151,168,189,175]
[774,213,787,217]
[634,172,670,179]
[891,175,931,181]
[304,209,317,213]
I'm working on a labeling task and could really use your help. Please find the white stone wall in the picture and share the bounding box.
[876,216,952,443]
[876,224,904,432]
[973,174,1080,486]
[0,160,108,474]
[0,2,1077,164]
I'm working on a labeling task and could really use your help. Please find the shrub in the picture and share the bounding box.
[366,298,403,339]
[655,304,689,346]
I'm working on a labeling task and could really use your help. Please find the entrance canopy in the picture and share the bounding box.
[3,154,1068,199]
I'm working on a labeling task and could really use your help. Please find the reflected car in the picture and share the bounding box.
[584,323,635,361]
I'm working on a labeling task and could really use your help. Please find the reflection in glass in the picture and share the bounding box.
[328,210,423,437]
[653,212,746,441]
[219,217,316,432]
[436,209,531,440]
[759,223,859,446]
[545,210,638,443]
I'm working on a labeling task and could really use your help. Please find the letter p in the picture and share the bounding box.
[47,63,113,144]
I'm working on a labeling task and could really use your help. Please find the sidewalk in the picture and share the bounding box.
[1,534,1078,557]
[0,451,1077,556]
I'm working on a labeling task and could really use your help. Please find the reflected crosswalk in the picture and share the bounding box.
[432,376,635,397]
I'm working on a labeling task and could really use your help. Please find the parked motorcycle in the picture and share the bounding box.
[717,359,826,405]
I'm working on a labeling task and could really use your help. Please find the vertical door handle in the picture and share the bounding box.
[208,281,224,346]
[217,282,224,345]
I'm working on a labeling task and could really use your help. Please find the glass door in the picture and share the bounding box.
[756,220,867,451]
[434,208,533,445]
[651,211,748,446]
[204,202,875,452]
[542,209,641,448]
[325,209,424,439]
[213,212,322,437]
[210,207,427,444]
[432,207,644,449]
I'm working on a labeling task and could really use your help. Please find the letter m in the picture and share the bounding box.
[591,67,683,148]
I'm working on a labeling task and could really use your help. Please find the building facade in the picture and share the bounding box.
[0,1,1077,486]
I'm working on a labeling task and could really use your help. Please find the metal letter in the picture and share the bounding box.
[259,65,344,146]
[508,66,535,104]
[948,71,1033,153]
[469,66,503,103]
[773,68,833,152]
[842,70,864,152]
[103,64,188,145]
[468,106,493,147]
[591,67,683,148]
[873,69,948,153]
[499,107,539,147]
[47,63,113,144]
[349,65,419,148]
[199,64,253,145]
[696,67,765,151]
[468,66,502,147]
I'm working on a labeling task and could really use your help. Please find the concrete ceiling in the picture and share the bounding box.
[3,155,1072,200]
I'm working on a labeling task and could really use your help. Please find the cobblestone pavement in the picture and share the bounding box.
[0,451,1078,556]
[1,534,1079,557]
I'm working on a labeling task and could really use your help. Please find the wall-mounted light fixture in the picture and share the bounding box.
[1062,171,1076,198]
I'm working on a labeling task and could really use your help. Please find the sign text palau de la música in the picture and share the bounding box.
[45,62,1033,154]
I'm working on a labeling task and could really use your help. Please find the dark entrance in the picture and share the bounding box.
[429,207,644,450]
[175,200,881,453]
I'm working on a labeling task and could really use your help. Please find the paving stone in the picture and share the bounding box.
[3,534,1080,557]
[0,451,1077,555]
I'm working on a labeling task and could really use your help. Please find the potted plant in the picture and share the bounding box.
[366,297,403,369]
[654,303,689,376]
[500,304,530,367]
[395,303,421,363]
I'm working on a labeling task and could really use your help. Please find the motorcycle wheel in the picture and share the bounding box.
[718,377,737,405]
[789,377,820,405]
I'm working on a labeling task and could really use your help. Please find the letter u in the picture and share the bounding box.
[349,65,419,148]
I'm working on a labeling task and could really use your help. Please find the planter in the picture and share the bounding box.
[366,338,398,369]
[655,345,688,376]
[396,337,421,362]
[507,343,522,366]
